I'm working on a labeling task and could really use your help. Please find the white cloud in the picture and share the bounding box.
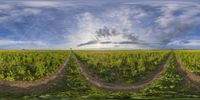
[0,0,200,49]
[152,3,200,45]
[0,4,12,10]
[0,39,46,46]
[0,8,42,23]
[66,1,200,49]
[19,1,62,8]
[167,39,200,49]
[16,1,78,8]
[123,0,200,7]
[67,12,103,48]
[67,7,141,49]
[23,8,42,15]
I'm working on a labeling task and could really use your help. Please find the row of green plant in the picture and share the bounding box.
[43,52,200,99]
[0,50,70,81]
[142,53,199,97]
[1,50,199,99]
[75,50,170,84]
[175,50,200,74]
[46,54,144,99]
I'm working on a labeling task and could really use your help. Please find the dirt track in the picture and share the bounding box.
[74,53,171,90]
[0,52,199,95]
[0,55,70,95]
[175,56,200,89]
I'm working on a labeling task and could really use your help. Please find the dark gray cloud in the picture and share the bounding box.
[100,41,112,44]
[180,40,190,44]
[124,34,138,41]
[96,26,119,38]
[77,39,162,48]
[77,40,98,47]
[77,26,139,47]
[1,0,200,49]
[95,26,138,41]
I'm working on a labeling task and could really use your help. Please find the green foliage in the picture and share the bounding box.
[175,50,200,74]
[63,55,91,97]
[142,54,197,97]
[0,50,200,99]
[0,50,70,81]
[75,50,170,84]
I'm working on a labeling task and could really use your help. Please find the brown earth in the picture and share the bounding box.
[175,56,200,89]
[74,53,171,90]
[1,51,199,96]
[0,55,70,95]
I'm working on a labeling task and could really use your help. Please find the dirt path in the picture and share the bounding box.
[74,53,171,90]
[0,55,70,95]
[175,56,200,89]
[1,51,199,95]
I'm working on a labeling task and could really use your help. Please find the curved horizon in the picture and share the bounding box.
[0,0,200,50]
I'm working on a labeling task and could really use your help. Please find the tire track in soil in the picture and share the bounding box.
[174,55,200,89]
[2,51,198,95]
[74,53,171,90]
[0,55,71,95]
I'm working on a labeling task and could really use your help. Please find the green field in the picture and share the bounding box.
[0,50,199,99]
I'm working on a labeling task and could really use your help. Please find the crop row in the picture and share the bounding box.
[75,50,170,84]
[175,50,200,74]
[0,50,70,81]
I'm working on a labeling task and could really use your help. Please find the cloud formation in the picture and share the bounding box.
[67,1,200,49]
[0,39,46,49]
[0,0,200,49]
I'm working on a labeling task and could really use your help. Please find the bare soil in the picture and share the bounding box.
[1,52,199,96]
[74,53,171,90]
[175,56,200,89]
[0,55,70,95]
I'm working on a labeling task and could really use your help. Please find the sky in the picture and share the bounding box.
[0,0,200,50]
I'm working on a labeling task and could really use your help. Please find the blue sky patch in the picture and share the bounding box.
[0,0,200,49]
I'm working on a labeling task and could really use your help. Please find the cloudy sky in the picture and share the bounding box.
[0,0,200,50]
